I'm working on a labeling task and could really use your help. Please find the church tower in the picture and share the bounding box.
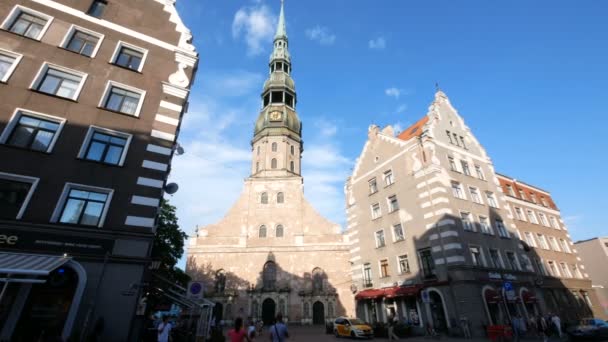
[251,0,302,177]
[187,1,354,326]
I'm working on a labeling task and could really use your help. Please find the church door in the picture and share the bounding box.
[313,301,325,325]
[262,298,276,325]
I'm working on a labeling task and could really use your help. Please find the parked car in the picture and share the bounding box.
[567,318,608,340]
[333,317,374,339]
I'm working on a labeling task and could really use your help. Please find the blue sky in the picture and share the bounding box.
[169,0,608,259]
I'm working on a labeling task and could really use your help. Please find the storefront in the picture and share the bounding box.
[354,285,423,327]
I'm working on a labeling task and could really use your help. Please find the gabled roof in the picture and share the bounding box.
[397,116,429,141]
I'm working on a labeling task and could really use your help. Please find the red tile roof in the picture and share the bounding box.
[397,116,429,141]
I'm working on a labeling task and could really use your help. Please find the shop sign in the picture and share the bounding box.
[0,228,114,255]
[503,273,517,281]
[421,290,430,303]
[488,272,502,280]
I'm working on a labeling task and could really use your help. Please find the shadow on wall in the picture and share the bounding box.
[187,252,347,327]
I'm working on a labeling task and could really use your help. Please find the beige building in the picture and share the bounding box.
[345,90,597,336]
[575,237,608,318]
[186,2,353,326]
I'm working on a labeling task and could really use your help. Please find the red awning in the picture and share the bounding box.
[385,285,422,298]
[485,289,502,304]
[521,290,537,304]
[355,289,385,300]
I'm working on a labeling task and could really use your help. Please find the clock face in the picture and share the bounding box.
[269,111,282,121]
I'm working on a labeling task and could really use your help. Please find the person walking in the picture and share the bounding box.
[228,317,251,342]
[269,313,289,342]
[387,315,400,340]
[538,314,548,342]
[247,318,257,340]
[551,313,562,339]
[157,316,172,342]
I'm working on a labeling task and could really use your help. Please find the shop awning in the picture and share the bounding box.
[0,252,70,276]
[385,285,422,298]
[485,289,502,304]
[521,290,537,304]
[355,288,385,300]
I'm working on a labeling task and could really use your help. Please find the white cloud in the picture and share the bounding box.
[232,4,277,56]
[369,36,386,49]
[204,70,264,98]
[385,87,401,99]
[396,104,408,114]
[305,25,337,46]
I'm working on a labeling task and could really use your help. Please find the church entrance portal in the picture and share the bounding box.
[262,298,276,325]
[313,301,325,325]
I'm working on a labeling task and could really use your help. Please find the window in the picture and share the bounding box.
[0,49,22,82]
[460,136,467,149]
[260,192,268,204]
[369,178,378,194]
[537,234,549,249]
[538,212,549,227]
[534,258,547,275]
[560,263,572,278]
[271,158,277,169]
[518,189,526,200]
[255,162,259,173]
[263,261,276,290]
[560,239,571,253]
[259,225,267,238]
[541,197,548,207]
[32,64,87,100]
[505,252,519,270]
[470,246,483,266]
[572,264,583,279]
[527,210,538,224]
[547,261,559,277]
[384,170,394,186]
[87,0,107,18]
[371,203,381,219]
[0,172,39,220]
[461,212,474,231]
[398,255,410,274]
[257,146,260,155]
[393,223,404,241]
[419,248,436,278]
[3,6,52,40]
[549,216,559,229]
[272,142,277,152]
[446,130,453,144]
[520,254,532,271]
[583,292,592,307]
[461,160,471,176]
[363,263,372,287]
[489,249,503,268]
[486,192,498,208]
[387,195,399,212]
[79,127,132,166]
[514,207,525,221]
[530,193,537,204]
[380,259,389,278]
[111,42,147,72]
[495,219,509,238]
[375,230,385,248]
[277,192,284,203]
[0,110,65,153]
[480,216,493,235]
[469,187,482,204]
[448,157,457,171]
[452,182,465,199]
[62,26,103,57]
[290,161,294,172]
[475,165,485,180]
[54,184,113,227]
[290,145,294,155]
[524,232,537,247]
[505,184,514,196]
[276,224,284,238]
[453,133,460,146]
[100,81,145,116]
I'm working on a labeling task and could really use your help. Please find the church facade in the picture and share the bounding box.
[186,2,354,325]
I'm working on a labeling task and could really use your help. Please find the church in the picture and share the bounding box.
[186,1,354,325]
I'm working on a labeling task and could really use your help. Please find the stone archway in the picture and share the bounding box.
[313,301,325,325]
[262,298,276,325]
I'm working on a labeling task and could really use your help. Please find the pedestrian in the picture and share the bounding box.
[269,313,289,342]
[460,316,471,339]
[228,317,251,342]
[551,313,562,338]
[247,318,257,340]
[387,315,400,340]
[157,315,172,342]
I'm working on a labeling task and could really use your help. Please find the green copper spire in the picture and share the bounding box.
[275,0,287,40]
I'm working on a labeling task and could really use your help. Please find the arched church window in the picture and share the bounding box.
[290,145,294,155]
[271,158,277,169]
[261,192,268,204]
[259,225,267,238]
[276,225,284,238]
[263,261,277,290]
[312,267,324,292]
[277,192,284,203]
[215,270,226,293]
[290,161,294,172]
[272,142,277,152]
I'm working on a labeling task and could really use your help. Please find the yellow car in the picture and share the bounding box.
[333,317,374,339]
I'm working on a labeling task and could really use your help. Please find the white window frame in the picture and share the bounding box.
[383,169,394,187]
[397,254,410,274]
[0,171,39,219]
[387,194,399,212]
[527,209,539,224]
[488,248,504,269]
[30,62,88,101]
[375,229,386,248]
[573,264,583,279]
[368,177,378,194]
[469,245,485,267]
[370,202,381,220]
[524,232,537,247]
[548,236,561,252]
[514,207,525,221]
[505,251,520,270]
[77,125,133,166]
[537,234,549,250]
[110,40,149,72]
[1,5,54,41]
[392,223,405,242]
[50,182,114,228]
[549,216,560,229]
[0,48,23,83]
[479,215,493,235]
[0,108,67,153]
[475,165,486,180]
[520,254,533,272]
[59,24,105,58]
[99,80,146,117]
[469,186,483,204]
[486,191,498,208]
[495,219,509,238]
[452,181,465,200]
[560,239,571,253]
[559,262,572,278]
[547,260,560,277]
[379,258,390,278]
[448,156,457,172]
[538,212,549,227]
[460,211,475,232]
[461,160,471,176]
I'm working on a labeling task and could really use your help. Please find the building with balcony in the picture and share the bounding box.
[0,0,197,340]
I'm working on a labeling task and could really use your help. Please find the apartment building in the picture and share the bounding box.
[345,90,596,336]
[0,0,197,340]
[575,237,608,318]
